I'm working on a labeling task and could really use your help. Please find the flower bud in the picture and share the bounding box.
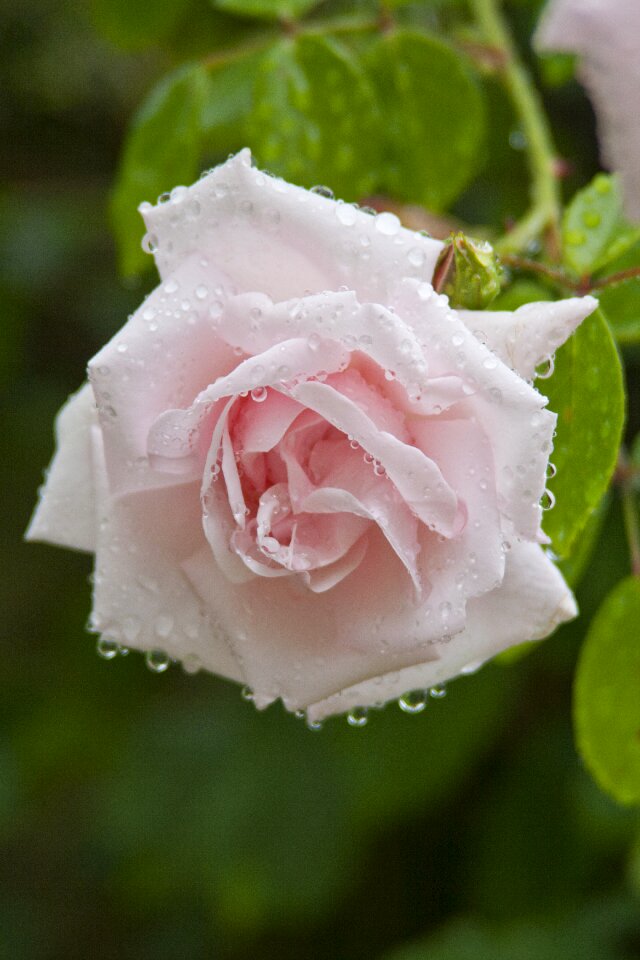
[433,232,502,309]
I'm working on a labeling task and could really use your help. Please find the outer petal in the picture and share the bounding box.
[89,428,243,681]
[141,149,444,301]
[458,296,598,381]
[181,525,449,711]
[26,384,97,552]
[306,540,576,721]
[88,254,238,496]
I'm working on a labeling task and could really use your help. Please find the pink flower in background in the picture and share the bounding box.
[27,151,596,722]
[536,0,640,221]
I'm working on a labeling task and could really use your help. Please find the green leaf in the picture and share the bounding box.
[543,308,624,557]
[366,30,486,211]
[562,174,640,279]
[383,898,640,960]
[211,0,320,21]
[559,494,610,589]
[597,276,640,345]
[91,0,191,50]
[201,46,269,155]
[247,36,380,198]
[575,576,640,805]
[110,64,208,276]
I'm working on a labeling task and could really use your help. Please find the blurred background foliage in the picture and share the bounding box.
[2,0,640,956]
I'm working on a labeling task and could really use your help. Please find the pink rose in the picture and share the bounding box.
[27,151,596,723]
[536,0,640,221]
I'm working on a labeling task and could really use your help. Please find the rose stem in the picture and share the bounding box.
[469,0,562,259]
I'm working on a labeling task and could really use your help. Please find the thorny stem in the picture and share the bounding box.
[203,15,381,68]
[500,254,579,291]
[617,450,640,578]
[501,255,640,295]
[469,0,562,258]
[590,264,640,291]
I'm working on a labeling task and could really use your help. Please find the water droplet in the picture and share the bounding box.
[541,488,556,510]
[398,689,427,714]
[122,617,141,643]
[163,279,179,294]
[310,185,334,199]
[336,203,357,226]
[347,707,369,728]
[307,332,321,351]
[565,229,586,246]
[241,685,255,702]
[375,211,401,236]
[195,284,209,300]
[583,211,601,228]
[141,233,158,254]
[96,637,119,660]
[307,719,323,731]
[145,649,170,673]
[535,355,555,379]
[182,653,201,675]
[429,684,447,699]
[509,128,527,150]
[408,247,425,268]
[546,461,557,480]
[154,614,173,639]
[116,342,128,354]
[250,386,268,403]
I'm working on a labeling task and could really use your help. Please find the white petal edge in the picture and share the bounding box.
[306,540,576,721]
[26,383,98,552]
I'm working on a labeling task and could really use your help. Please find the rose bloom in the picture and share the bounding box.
[27,151,596,723]
[536,0,640,221]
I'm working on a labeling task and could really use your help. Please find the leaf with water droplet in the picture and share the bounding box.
[365,30,486,211]
[574,576,640,805]
[543,308,624,558]
[562,174,640,278]
[247,36,380,199]
[111,63,209,276]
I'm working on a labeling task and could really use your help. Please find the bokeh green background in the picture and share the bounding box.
[2,0,640,957]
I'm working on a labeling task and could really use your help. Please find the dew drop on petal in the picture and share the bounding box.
[145,649,170,673]
[536,355,555,379]
[398,689,427,714]
[96,637,119,660]
[347,706,369,728]
[375,211,401,236]
[310,185,334,199]
[541,488,556,511]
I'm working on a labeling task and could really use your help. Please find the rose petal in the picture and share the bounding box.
[88,255,238,495]
[181,525,440,710]
[413,417,505,604]
[306,540,576,721]
[458,296,598,380]
[392,279,556,540]
[147,337,349,467]
[26,383,98,552]
[89,428,243,681]
[291,378,460,535]
[142,149,444,300]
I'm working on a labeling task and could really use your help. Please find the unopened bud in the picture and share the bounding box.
[433,232,502,309]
